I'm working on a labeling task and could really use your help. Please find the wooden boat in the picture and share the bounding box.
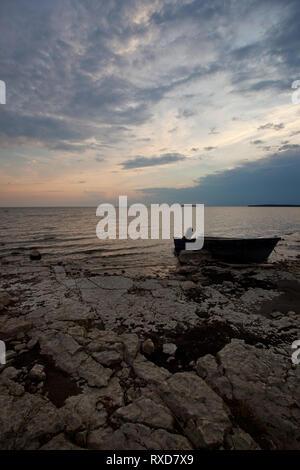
[173,236,281,263]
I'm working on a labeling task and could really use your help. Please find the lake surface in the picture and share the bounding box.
[1,206,300,272]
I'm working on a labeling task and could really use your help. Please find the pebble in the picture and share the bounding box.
[29,364,46,382]
[30,250,42,261]
[181,281,197,291]
[142,339,155,355]
[27,338,38,350]
[162,343,177,356]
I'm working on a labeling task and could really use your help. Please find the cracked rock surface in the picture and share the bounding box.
[0,246,299,450]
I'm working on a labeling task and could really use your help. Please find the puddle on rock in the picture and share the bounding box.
[258,279,300,316]
[144,325,234,373]
[13,345,82,408]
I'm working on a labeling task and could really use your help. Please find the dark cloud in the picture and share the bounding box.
[138,149,300,205]
[257,123,285,131]
[49,141,108,154]
[0,109,84,143]
[230,43,262,61]
[245,79,289,92]
[204,146,217,151]
[0,0,225,142]
[49,142,92,153]
[251,140,264,145]
[0,0,297,147]
[225,0,300,95]
[266,0,300,74]
[122,153,186,169]
[177,109,197,119]
[278,143,300,151]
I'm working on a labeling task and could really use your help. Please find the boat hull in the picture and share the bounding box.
[174,236,281,263]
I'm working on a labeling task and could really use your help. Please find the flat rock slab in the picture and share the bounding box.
[80,287,125,304]
[40,434,82,450]
[77,276,133,291]
[133,354,171,385]
[159,371,232,449]
[89,423,193,450]
[113,397,175,431]
[39,332,113,387]
[96,293,200,333]
[0,391,64,450]
[90,276,133,290]
[199,340,300,450]
[61,389,108,432]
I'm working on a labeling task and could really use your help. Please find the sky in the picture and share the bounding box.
[0,0,300,206]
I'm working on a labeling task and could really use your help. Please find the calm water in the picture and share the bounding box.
[0,207,300,270]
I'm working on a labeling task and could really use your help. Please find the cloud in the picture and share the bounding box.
[0,0,296,152]
[204,146,217,151]
[177,109,197,119]
[122,153,186,169]
[49,142,85,153]
[237,79,289,93]
[1,0,300,205]
[278,143,300,151]
[0,109,84,143]
[251,140,264,145]
[138,149,300,205]
[257,123,285,131]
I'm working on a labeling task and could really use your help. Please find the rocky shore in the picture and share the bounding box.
[0,246,299,450]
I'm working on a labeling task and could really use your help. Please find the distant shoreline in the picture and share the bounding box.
[248,204,300,207]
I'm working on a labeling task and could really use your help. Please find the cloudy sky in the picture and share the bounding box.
[0,0,300,206]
